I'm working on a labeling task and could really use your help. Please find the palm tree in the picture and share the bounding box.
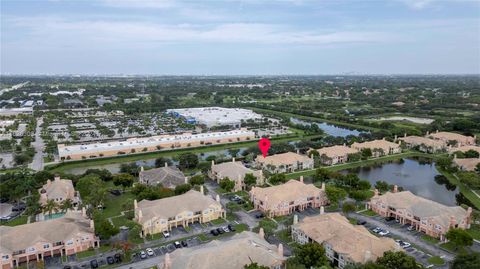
[43,199,58,215]
[60,198,74,212]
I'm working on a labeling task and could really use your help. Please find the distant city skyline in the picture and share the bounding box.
[1,0,479,75]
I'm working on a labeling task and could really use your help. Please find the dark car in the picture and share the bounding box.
[181,240,188,247]
[63,266,72,269]
[237,200,245,204]
[255,213,264,219]
[228,224,236,232]
[385,217,395,222]
[106,256,115,264]
[357,220,367,225]
[216,227,224,234]
[211,229,219,236]
[174,241,182,248]
[12,204,26,212]
[90,259,98,269]
[114,253,122,263]
[0,197,8,203]
[110,189,122,196]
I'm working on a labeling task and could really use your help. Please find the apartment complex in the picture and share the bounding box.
[255,152,314,173]
[399,135,446,153]
[427,131,476,147]
[368,187,472,240]
[38,176,80,207]
[449,145,480,155]
[134,190,225,236]
[313,144,359,165]
[58,129,255,161]
[139,165,187,188]
[208,159,264,191]
[249,178,328,217]
[160,231,285,269]
[453,156,480,172]
[0,211,98,269]
[351,138,401,157]
[292,212,400,269]
[167,107,262,128]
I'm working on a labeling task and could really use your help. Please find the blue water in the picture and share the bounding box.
[44,212,66,220]
[290,117,363,137]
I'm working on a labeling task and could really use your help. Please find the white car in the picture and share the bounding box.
[379,230,390,236]
[222,226,230,233]
[139,251,147,259]
[395,240,411,249]
[146,248,154,256]
[162,230,170,238]
[407,225,414,231]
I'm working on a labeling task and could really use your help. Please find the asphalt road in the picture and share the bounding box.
[29,117,44,171]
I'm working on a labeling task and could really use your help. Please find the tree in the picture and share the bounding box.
[119,163,140,176]
[376,251,421,269]
[229,148,241,158]
[154,157,173,168]
[178,153,199,169]
[342,201,356,214]
[476,163,480,173]
[269,173,287,185]
[293,242,328,268]
[314,168,331,182]
[445,228,473,250]
[189,175,205,185]
[244,173,257,187]
[361,148,372,159]
[325,185,347,205]
[464,149,479,158]
[174,183,192,195]
[375,181,390,193]
[76,174,107,208]
[244,262,269,269]
[436,157,453,171]
[112,173,135,188]
[84,169,113,181]
[96,218,120,239]
[452,252,480,269]
[43,199,58,215]
[219,178,235,192]
[60,198,74,212]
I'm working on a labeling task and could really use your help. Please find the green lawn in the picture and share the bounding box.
[101,192,135,218]
[437,167,480,210]
[467,224,480,241]
[76,245,112,259]
[276,229,293,243]
[439,241,463,253]
[421,235,440,245]
[1,215,28,226]
[210,218,226,225]
[360,210,377,217]
[427,256,445,265]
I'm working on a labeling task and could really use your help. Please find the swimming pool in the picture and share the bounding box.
[44,212,66,220]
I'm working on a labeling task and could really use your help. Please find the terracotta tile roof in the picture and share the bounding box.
[453,158,480,171]
[399,136,445,148]
[256,152,311,166]
[211,161,262,180]
[449,145,480,154]
[351,139,400,152]
[315,145,358,158]
[428,132,475,144]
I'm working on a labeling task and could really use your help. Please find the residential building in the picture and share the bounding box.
[167,107,262,128]
[160,230,285,269]
[313,144,359,165]
[134,189,225,236]
[399,135,447,153]
[139,165,187,188]
[449,145,480,155]
[453,155,480,172]
[292,212,400,269]
[351,138,401,158]
[255,151,314,173]
[0,211,98,269]
[208,158,264,191]
[249,178,328,217]
[427,131,476,147]
[368,186,472,240]
[58,129,255,161]
[38,176,80,207]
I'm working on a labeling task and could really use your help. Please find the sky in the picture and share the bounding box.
[1,0,479,75]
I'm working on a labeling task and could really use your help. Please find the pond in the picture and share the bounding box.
[341,158,459,206]
[290,117,364,137]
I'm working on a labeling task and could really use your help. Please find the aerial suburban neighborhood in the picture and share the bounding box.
[1,1,480,269]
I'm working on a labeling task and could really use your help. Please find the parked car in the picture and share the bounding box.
[216,228,224,234]
[114,253,122,263]
[228,224,236,232]
[407,225,414,231]
[357,220,367,225]
[395,240,412,249]
[139,251,147,259]
[106,256,115,264]
[237,200,246,204]
[211,229,219,236]
[174,241,182,248]
[372,227,382,233]
[255,213,264,219]
[90,260,98,269]
[222,226,230,233]
[385,217,395,222]
[181,240,188,247]
[12,204,26,212]
[378,229,390,236]
[146,248,154,256]
[162,230,170,238]
[63,266,72,269]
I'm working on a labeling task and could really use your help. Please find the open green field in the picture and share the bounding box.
[437,168,480,210]
[1,215,28,226]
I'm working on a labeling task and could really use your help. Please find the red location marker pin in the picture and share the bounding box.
[258,137,271,158]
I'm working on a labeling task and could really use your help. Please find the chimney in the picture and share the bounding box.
[211,160,215,168]
[138,210,143,222]
[382,137,385,141]
[404,133,407,137]
[185,177,188,184]
[454,154,457,160]
[374,189,379,197]
[320,206,325,215]
[232,157,235,163]
[364,250,372,263]
[54,175,60,182]
[134,199,138,209]
[299,176,304,183]
[164,253,172,269]
[296,149,300,154]
[277,243,284,257]
[426,131,430,135]
[259,170,264,185]
[449,215,456,228]
[216,194,220,203]
[47,179,52,187]
[393,185,398,193]
[82,207,86,217]
[321,182,325,191]
[165,162,168,167]
[140,166,144,172]
[394,135,397,141]
[293,214,298,225]
[259,227,265,239]
[436,130,439,133]
[343,143,346,146]
[90,220,95,229]
[200,185,204,195]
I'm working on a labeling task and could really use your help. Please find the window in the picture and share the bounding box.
[1,255,9,260]
[43,244,49,249]
[66,240,73,245]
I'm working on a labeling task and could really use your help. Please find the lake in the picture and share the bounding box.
[341,158,459,206]
[290,117,364,137]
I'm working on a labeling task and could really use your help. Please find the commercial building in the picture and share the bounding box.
[292,212,400,269]
[38,176,80,207]
[313,144,359,165]
[427,131,476,147]
[134,190,225,236]
[58,129,255,161]
[208,159,264,191]
[399,135,447,153]
[255,152,314,173]
[368,186,472,240]
[249,178,328,217]
[0,107,33,116]
[139,165,187,188]
[351,138,401,158]
[167,107,262,128]
[160,231,285,269]
[0,211,98,269]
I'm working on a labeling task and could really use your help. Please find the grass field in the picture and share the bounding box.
[437,167,480,210]
[1,215,28,226]
[421,235,440,245]
[427,256,445,265]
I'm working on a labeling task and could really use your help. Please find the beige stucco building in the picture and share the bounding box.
[208,158,264,191]
[351,138,401,158]
[399,135,447,153]
[292,212,401,269]
[249,178,328,217]
[453,156,480,171]
[38,176,80,207]
[368,187,472,240]
[313,144,359,165]
[255,152,314,173]
[427,131,476,147]
[134,189,225,237]
[58,129,255,161]
[449,145,480,155]
[0,211,98,269]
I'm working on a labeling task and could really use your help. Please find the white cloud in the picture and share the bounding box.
[100,0,177,9]
[400,0,436,10]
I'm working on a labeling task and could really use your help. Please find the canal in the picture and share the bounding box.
[290,117,364,137]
